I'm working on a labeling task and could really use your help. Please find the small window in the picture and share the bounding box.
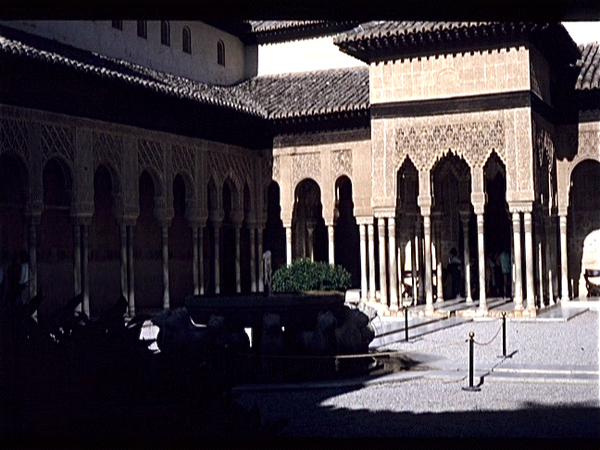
[137,20,147,39]
[182,26,192,54]
[217,40,225,66]
[161,21,170,46]
[112,20,123,30]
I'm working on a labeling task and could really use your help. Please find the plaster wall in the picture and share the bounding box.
[370,46,531,104]
[1,20,253,86]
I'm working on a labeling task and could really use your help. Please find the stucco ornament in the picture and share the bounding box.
[0,118,29,163]
[42,124,74,166]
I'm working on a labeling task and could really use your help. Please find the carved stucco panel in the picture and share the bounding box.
[578,129,600,160]
[332,149,352,179]
[372,119,385,202]
[271,155,280,182]
[138,139,164,175]
[171,144,195,181]
[514,108,533,194]
[292,152,321,188]
[41,123,75,167]
[0,117,29,164]
[92,131,123,173]
[208,149,253,192]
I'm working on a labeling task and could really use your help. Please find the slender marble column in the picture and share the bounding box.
[412,231,418,304]
[214,223,221,294]
[73,224,82,301]
[377,217,388,305]
[368,223,376,301]
[28,222,37,299]
[524,212,535,310]
[192,227,199,295]
[235,225,241,293]
[250,227,256,292]
[285,226,292,266]
[559,215,569,302]
[359,224,368,300]
[538,241,545,309]
[423,215,434,311]
[328,225,335,265]
[388,217,398,310]
[461,215,473,303]
[120,224,128,301]
[512,213,524,310]
[199,226,204,295]
[434,218,444,303]
[81,224,90,318]
[127,225,135,316]
[476,213,487,311]
[307,221,315,261]
[258,228,264,292]
[161,224,170,309]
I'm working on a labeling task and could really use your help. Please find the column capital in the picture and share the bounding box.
[509,201,533,214]
[374,207,396,218]
[209,209,224,224]
[356,216,374,226]
[229,209,244,226]
[72,215,93,227]
[417,194,432,209]
[471,192,487,214]
[557,206,568,217]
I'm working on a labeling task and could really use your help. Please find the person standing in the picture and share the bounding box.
[499,249,511,299]
[448,248,462,299]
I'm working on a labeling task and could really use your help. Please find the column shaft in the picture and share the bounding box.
[285,226,292,266]
[368,223,376,300]
[73,225,81,300]
[192,227,199,295]
[359,224,368,300]
[81,224,90,318]
[199,227,204,295]
[127,226,135,316]
[423,215,434,311]
[477,214,487,311]
[462,217,473,303]
[250,227,257,292]
[512,213,524,310]
[524,212,535,309]
[412,231,418,304]
[377,217,388,305]
[120,224,128,301]
[258,228,264,292]
[388,217,398,310]
[328,225,335,265]
[28,223,37,299]
[162,224,170,309]
[214,224,220,294]
[235,226,241,293]
[559,215,569,301]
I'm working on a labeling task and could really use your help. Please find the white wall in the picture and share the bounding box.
[1,20,255,86]
[257,35,365,75]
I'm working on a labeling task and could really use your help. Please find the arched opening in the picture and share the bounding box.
[292,179,326,262]
[568,159,600,297]
[135,170,162,311]
[217,39,225,66]
[89,164,120,316]
[182,26,192,54]
[169,174,193,307]
[484,152,510,298]
[432,153,472,300]
[0,153,28,270]
[160,20,170,46]
[264,181,285,273]
[396,157,419,300]
[334,176,359,288]
[39,157,73,315]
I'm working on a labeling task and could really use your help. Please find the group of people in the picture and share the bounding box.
[0,250,31,313]
[446,247,512,300]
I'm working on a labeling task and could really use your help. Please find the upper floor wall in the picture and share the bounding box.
[1,20,258,86]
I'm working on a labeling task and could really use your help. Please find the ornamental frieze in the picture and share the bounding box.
[292,152,321,187]
[92,131,123,172]
[332,149,352,178]
[208,150,252,190]
[42,124,74,166]
[138,139,164,175]
[172,144,196,181]
[395,120,506,172]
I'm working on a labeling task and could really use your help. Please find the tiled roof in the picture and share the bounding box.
[0,25,268,118]
[576,43,600,90]
[236,66,369,119]
[248,21,328,33]
[335,21,579,65]
[245,20,360,44]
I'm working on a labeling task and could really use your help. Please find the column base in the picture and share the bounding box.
[561,296,570,302]
[513,300,524,311]
[465,296,473,304]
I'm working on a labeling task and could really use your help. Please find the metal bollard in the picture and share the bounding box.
[462,331,481,392]
[404,305,409,342]
[498,311,507,358]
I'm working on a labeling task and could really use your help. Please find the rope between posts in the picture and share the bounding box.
[472,323,503,346]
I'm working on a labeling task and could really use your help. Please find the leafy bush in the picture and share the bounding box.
[272,258,351,293]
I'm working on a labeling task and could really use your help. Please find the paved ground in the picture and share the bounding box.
[234,305,600,438]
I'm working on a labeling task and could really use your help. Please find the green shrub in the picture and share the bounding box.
[272,258,352,293]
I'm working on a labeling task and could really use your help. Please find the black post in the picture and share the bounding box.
[463,331,481,392]
[498,311,507,358]
[404,305,409,342]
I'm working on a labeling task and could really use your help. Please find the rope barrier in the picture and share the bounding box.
[472,323,503,346]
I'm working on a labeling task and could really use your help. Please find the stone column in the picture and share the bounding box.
[377,217,387,305]
[213,221,221,294]
[559,214,569,302]
[73,224,82,301]
[412,223,419,305]
[524,212,535,310]
[359,223,368,300]
[161,223,170,309]
[422,213,434,311]
[476,213,487,311]
[538,239,545,309]
[192,227,199,295]
[285,225,292,266]
[234,224,241,293]
[119,224,128,300]
[28,219,38,299]
[127,225,135,316]
[306,219,316,261]
[368,223,376,301]
[433,214,444,304]
[258,226,264,292]
[460,212,473,303]
[250,226,256,292]
[82,223,90,318]
[512,212,524,310]
[388,217,398,311]
[198,226,205,295]
[327,224,335,265]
